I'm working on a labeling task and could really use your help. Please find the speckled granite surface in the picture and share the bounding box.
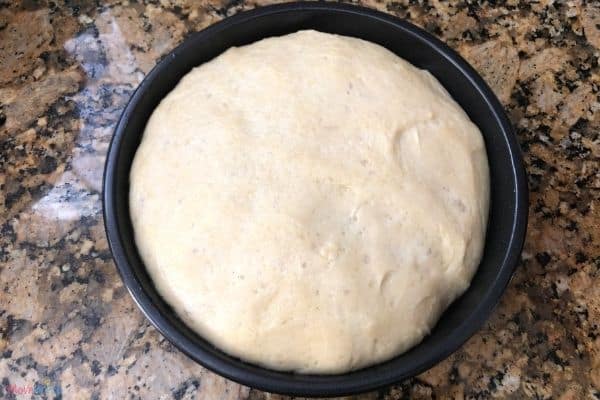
[0,0,598,399]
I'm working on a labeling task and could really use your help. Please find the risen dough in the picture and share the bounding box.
[130,30,489,373]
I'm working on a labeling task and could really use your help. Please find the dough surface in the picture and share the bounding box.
[130,30,490,373]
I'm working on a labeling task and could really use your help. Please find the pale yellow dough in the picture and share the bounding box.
[130,30,490,373]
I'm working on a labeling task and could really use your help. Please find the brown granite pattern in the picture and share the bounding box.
[0,0,599,399]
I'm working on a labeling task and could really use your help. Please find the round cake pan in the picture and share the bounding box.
[103,2,528,396]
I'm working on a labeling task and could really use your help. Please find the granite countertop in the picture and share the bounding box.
[0,0,599,399]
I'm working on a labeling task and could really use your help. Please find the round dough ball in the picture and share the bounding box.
[130,30,489,373]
